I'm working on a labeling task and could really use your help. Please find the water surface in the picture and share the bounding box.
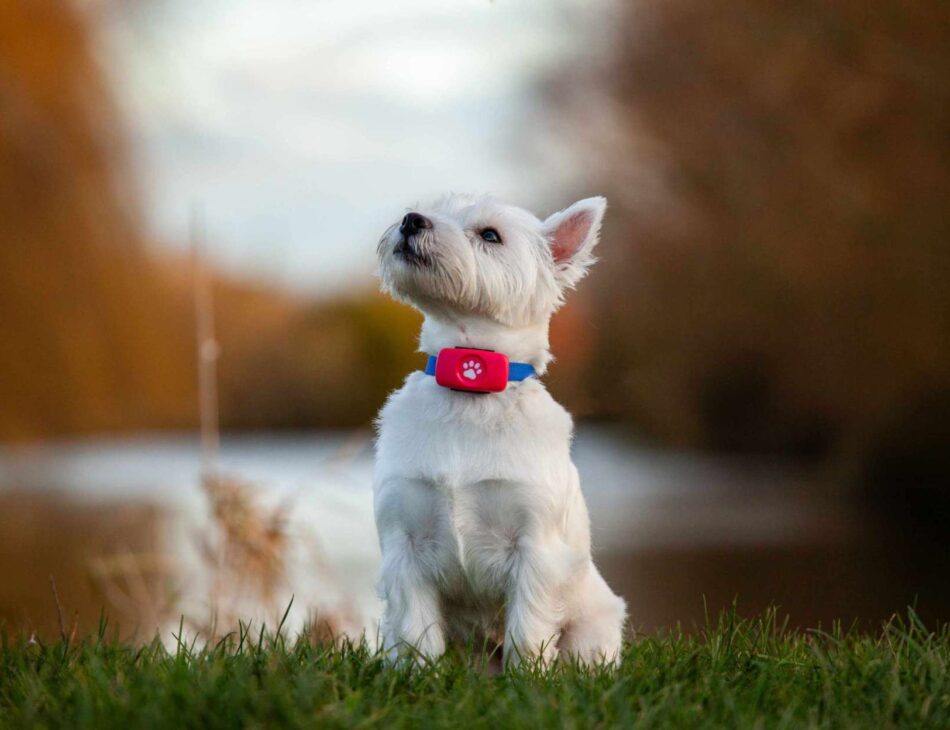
[1,427,945,637]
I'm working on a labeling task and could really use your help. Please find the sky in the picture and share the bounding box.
[100,0,604,296]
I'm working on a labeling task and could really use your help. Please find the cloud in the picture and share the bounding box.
[103,0,583,293]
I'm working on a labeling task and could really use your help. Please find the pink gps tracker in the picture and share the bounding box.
[433,348,510,393]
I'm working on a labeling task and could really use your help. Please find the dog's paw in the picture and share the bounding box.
[461,360,483,380]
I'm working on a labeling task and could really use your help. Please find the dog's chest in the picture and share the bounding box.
[375,375,576,599]
[423,482,525,612]
[376,374,573,486]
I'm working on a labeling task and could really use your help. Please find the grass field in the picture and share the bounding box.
[1,608,947,728]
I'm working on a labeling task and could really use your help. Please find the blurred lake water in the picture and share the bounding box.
[1,427,946,639]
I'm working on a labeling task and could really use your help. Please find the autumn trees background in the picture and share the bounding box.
[0,0,419,439]
[570,0,950,465]
[2,0,948,481]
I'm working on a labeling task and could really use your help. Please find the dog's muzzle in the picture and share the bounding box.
[393,236,430,267]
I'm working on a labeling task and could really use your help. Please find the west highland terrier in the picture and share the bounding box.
[374,194,626,667]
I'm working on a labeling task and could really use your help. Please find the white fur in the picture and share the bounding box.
[373,194,626,668]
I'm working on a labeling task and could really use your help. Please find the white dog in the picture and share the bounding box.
[373,194,626,667]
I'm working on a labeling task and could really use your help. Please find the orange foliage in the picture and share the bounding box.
[0,0,422,439]
[0,0,198,438]
[562,0,950,455]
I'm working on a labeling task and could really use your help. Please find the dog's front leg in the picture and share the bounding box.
[503,536,562,669]
[375,478,451,664]
[378,537,445,663]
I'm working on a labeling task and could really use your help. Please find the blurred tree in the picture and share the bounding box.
[216,289,421,430]
[0,1,420,439]
[565,0,950,457]
[0,0,197,437]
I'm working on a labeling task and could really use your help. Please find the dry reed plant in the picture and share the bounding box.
[197,472,289,635]
[189,222,354,644]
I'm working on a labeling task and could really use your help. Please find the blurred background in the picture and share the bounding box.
[1,0,947,641]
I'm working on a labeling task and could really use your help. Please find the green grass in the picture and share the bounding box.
[1,609,948,729]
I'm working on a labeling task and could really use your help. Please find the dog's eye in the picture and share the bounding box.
[480,228,502,244]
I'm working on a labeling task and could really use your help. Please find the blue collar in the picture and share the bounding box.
[424,355,537,381]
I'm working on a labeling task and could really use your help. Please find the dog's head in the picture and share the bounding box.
[377,194,606,326]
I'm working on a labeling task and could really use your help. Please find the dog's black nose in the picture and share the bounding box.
[399,212,432,236]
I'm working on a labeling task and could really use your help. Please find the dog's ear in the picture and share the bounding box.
[542,196,606,287]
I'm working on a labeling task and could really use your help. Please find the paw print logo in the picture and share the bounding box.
[461,360,483,381]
